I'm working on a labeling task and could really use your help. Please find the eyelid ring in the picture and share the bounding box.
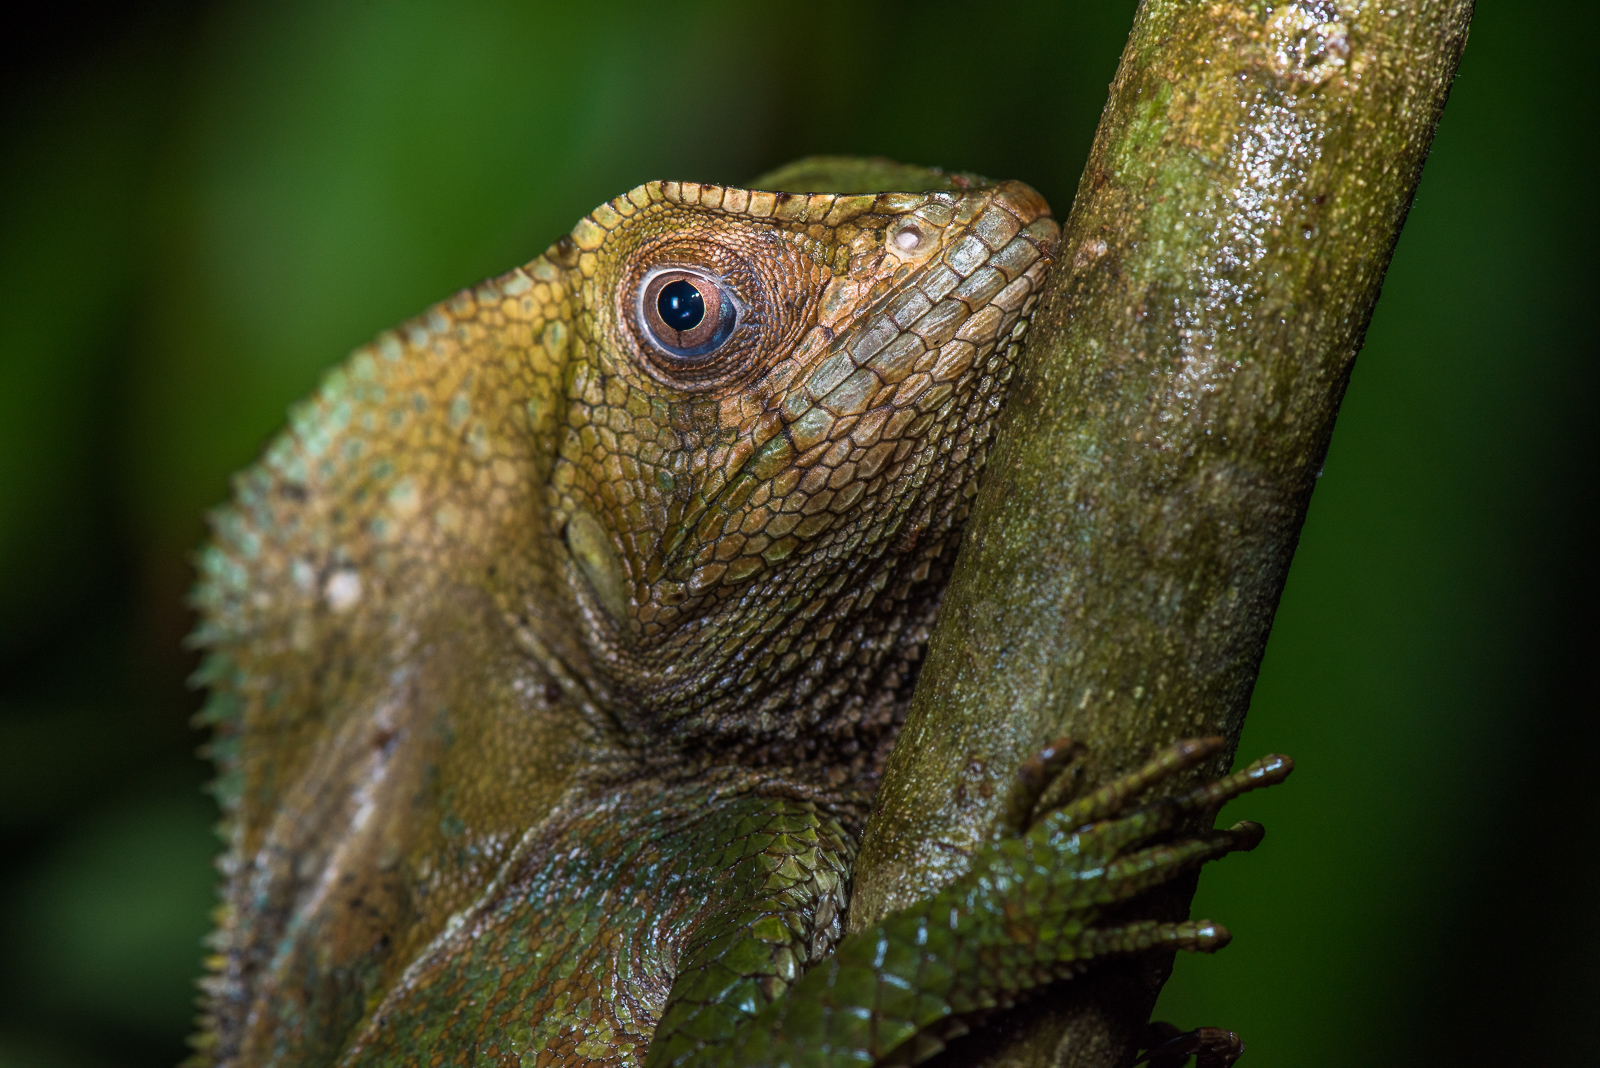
[629,263,755,391]
[635,265,746,356]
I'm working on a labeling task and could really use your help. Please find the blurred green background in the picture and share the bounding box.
[0,2,1593,1065]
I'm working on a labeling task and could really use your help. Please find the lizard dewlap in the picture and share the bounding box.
[190,157,1286,1068]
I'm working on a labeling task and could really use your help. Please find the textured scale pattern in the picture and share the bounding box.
[188,160,1285,1068]
[340,782,854,1067]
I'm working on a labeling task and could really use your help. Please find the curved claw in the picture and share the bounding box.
[1225,819,1266,852]
[1092,823,1267,905]
[994,736,1083,838]
[1038,748,1291,865]
[1080,919,1232,960]
[1053,737,1226,830]
[1018,742,1286,917]
[1171,754,1294,815]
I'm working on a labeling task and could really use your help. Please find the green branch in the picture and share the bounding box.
[850,2,1473,1065]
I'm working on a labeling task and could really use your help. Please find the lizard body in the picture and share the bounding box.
[191,159,1283,1068]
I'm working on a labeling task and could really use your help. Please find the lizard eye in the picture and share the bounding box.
[637,268,739,360]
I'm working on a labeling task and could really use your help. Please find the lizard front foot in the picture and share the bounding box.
[657,737,1291,1068]
[965,734,1289,977]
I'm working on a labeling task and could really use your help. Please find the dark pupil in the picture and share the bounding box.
[657,279,706,332]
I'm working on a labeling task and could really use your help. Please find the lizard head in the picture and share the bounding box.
[543,165,1057,756]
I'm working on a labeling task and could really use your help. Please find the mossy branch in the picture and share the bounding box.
[850,3,1473,1065]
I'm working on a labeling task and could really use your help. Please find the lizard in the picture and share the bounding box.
[188,156,1289,1068]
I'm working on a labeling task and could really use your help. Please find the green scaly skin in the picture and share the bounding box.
[190,157,1287,1068]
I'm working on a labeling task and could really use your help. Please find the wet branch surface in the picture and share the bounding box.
[851,3,1473,1066]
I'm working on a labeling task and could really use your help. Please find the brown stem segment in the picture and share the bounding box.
[851,2,1473,1066]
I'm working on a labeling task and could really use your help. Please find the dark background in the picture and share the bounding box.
[1,2,1593,1065]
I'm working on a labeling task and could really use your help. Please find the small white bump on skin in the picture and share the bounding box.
[324,569,362,613]
[894,227,922,250]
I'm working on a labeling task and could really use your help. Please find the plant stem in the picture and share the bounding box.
[851,2,1473,1065]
